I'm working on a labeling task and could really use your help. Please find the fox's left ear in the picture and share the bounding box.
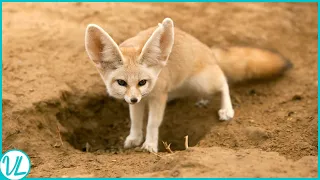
[139,18,174,67]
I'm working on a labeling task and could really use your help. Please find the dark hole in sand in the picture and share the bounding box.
[54,91,222,153]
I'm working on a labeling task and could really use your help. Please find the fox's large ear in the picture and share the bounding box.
[139,18,174,67]
[85,24,123,70]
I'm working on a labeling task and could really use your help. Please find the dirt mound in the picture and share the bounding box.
[2,2,318,177]
[133,147,318,177]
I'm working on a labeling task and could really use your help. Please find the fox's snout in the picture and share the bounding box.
[125,96,141,104]
[124,88,142,104]
[130,98,138,103]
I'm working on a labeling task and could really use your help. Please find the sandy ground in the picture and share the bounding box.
[2,2,318,177]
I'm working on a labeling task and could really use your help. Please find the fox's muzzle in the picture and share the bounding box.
[125,88,141,104]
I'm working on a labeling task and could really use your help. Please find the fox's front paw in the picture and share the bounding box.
[124,134,143,149]
[218,108,234,120]
[141,141,158,153]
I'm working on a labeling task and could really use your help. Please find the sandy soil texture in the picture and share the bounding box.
[2,2,318,177]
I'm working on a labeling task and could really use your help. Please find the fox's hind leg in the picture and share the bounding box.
[218,81,234,120]
[188,64,234,120]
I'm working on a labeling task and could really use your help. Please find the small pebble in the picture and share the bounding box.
[53,142,61,148]
[248,89,256,96]
[292,94,302,101]
[288,111,294,116]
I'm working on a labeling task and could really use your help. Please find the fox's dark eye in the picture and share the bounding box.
[138,80,147,86]
[117,80,127,86]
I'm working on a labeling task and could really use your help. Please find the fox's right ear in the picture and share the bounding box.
[85,24,123,70]
[139,18,174,67]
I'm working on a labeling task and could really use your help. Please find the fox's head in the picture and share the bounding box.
[85,18,174,104]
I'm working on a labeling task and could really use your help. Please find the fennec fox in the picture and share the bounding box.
[85,18,292,152]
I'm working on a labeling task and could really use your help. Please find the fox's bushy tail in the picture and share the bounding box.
[212,46,292,83]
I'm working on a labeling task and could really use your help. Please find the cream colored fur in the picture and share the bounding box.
[85,18,290,153]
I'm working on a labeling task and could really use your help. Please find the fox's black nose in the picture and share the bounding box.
[131,98,138,103]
